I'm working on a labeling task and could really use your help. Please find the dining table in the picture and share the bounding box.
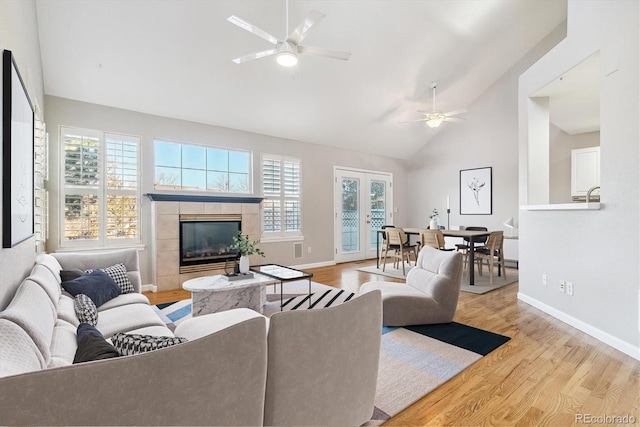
[377,228,492,286]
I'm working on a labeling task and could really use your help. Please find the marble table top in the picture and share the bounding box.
[183,274,274,292]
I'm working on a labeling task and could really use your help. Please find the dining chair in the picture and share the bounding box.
[455,226,488,273]
[473,231,506,285]
[419,229,454,251]
[383,228,416,275]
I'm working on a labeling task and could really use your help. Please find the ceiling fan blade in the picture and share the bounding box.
[227,15,279,45]
[232,49,278,64]
[444,117,465,122]
[298,45,351,61]
[399,118,429,124]
[287,9,326,44]
[443,108,467,117]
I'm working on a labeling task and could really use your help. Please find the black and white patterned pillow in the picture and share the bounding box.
[86,263,134,294]
[74,294,98,326]
[112,333,188,356]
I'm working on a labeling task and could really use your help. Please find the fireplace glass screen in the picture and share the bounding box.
[180,218,241,267]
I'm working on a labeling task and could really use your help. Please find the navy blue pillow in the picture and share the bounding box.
[76,322,105,345]
[62,270,121,307]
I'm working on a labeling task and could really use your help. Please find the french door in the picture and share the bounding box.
[334,168,393,263]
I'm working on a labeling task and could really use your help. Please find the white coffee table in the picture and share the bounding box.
[182,274,275,316]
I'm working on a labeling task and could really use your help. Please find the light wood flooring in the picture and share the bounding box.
[144,260,640,426]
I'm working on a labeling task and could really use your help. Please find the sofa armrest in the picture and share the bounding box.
[0,317,267,426]
[52,249,142,293]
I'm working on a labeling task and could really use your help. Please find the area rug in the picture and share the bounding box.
[357,265,518,294]
[153,282,510,424]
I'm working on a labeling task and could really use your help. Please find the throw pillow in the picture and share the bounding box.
[86,263,134,294]
[76,323,105,345]
[112,333,188,356]
[62,270,121,307]
[60,268,86,282]
[74,294,98,326]
[73,333,120,364]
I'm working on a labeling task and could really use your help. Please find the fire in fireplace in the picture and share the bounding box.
[179,214,241,269]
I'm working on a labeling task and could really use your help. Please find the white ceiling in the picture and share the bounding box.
[35,0,567,159]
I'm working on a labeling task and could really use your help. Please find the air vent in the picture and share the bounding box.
[294,242,303,259]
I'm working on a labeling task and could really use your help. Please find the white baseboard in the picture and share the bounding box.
[289,260,336,270]
[518,292,640,361]
[141,284,157,293]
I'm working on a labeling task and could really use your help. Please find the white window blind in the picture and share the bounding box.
[61,127,140,247]
[262,155,302,238]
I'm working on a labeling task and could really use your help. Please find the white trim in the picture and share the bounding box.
[334,165,393,176]
[289,260,336,270]
[260,235,304,243]
[520,203,601,211]
[517,292,640,361]
[55,244,146,253]
[141,284,157,293]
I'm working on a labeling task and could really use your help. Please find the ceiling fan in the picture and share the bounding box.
[402,82,467,128]
[227,0,351,67]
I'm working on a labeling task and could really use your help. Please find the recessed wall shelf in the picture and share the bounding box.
[520,203,601,211]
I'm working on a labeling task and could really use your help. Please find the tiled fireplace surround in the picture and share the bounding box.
[150,195,262,292]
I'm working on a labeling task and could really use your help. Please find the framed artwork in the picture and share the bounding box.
[460,167,492,215]
[3,50,34,248]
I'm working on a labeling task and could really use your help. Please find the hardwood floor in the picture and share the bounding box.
[144,260,640,426]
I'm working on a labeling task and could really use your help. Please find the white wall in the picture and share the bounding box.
[44,96,409,285]
[405,23,567,241]
[0,0,44,310]
[518,0,639,358]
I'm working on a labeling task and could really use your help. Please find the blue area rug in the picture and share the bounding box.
[154,285,510,424]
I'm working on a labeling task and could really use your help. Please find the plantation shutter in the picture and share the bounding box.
[262,155,302,238]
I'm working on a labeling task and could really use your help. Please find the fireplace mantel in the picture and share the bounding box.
[146,193,263,204]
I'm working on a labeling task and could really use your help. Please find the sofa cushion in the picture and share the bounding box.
[49,319,78,368]
[35,254,63,284]
[60,268,86,282]
[57,294,80,327]
[97,291,149,312]
[74,294,98,326]
[86,263,134,294]
[0,319,45,377]
[0,280,56,365]
[96,303,165,338]
[62,270,121,307]
[28,264,62,308]
[73,333,120,364]
[112,332,187,356]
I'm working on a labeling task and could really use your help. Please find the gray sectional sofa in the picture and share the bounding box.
[0,248,382,426]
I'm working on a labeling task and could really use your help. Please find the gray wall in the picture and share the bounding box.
[518,0,639,357]
[0,0,44,310]
[44,96,409,285]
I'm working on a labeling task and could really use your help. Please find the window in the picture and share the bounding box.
[154,139,251,193]
[262,154,302,239]
[61,127,140,247]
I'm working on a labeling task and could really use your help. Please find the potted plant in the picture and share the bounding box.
[230,231,265,274]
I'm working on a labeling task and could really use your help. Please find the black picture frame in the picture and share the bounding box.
[460,167,492,215]
[2,50,34,248]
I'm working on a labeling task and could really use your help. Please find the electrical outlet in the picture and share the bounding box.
[307,247,312,254]
[542,274,547,285]
[566,282,573,296]
[559,280,566,293]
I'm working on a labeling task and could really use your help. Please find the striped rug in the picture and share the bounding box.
[153,282,510,424]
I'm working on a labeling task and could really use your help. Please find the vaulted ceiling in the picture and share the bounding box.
[36,0,567,159]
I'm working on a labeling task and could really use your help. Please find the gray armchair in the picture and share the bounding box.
[360,246,463,326]
[263,290,382,426]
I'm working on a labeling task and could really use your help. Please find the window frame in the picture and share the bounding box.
[260,153,303,242]
[59,126,141,249]
[153,138,253,194]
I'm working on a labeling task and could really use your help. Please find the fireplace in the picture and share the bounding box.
[179,214,241,272]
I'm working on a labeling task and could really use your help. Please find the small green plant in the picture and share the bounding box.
[230,231,265,257]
